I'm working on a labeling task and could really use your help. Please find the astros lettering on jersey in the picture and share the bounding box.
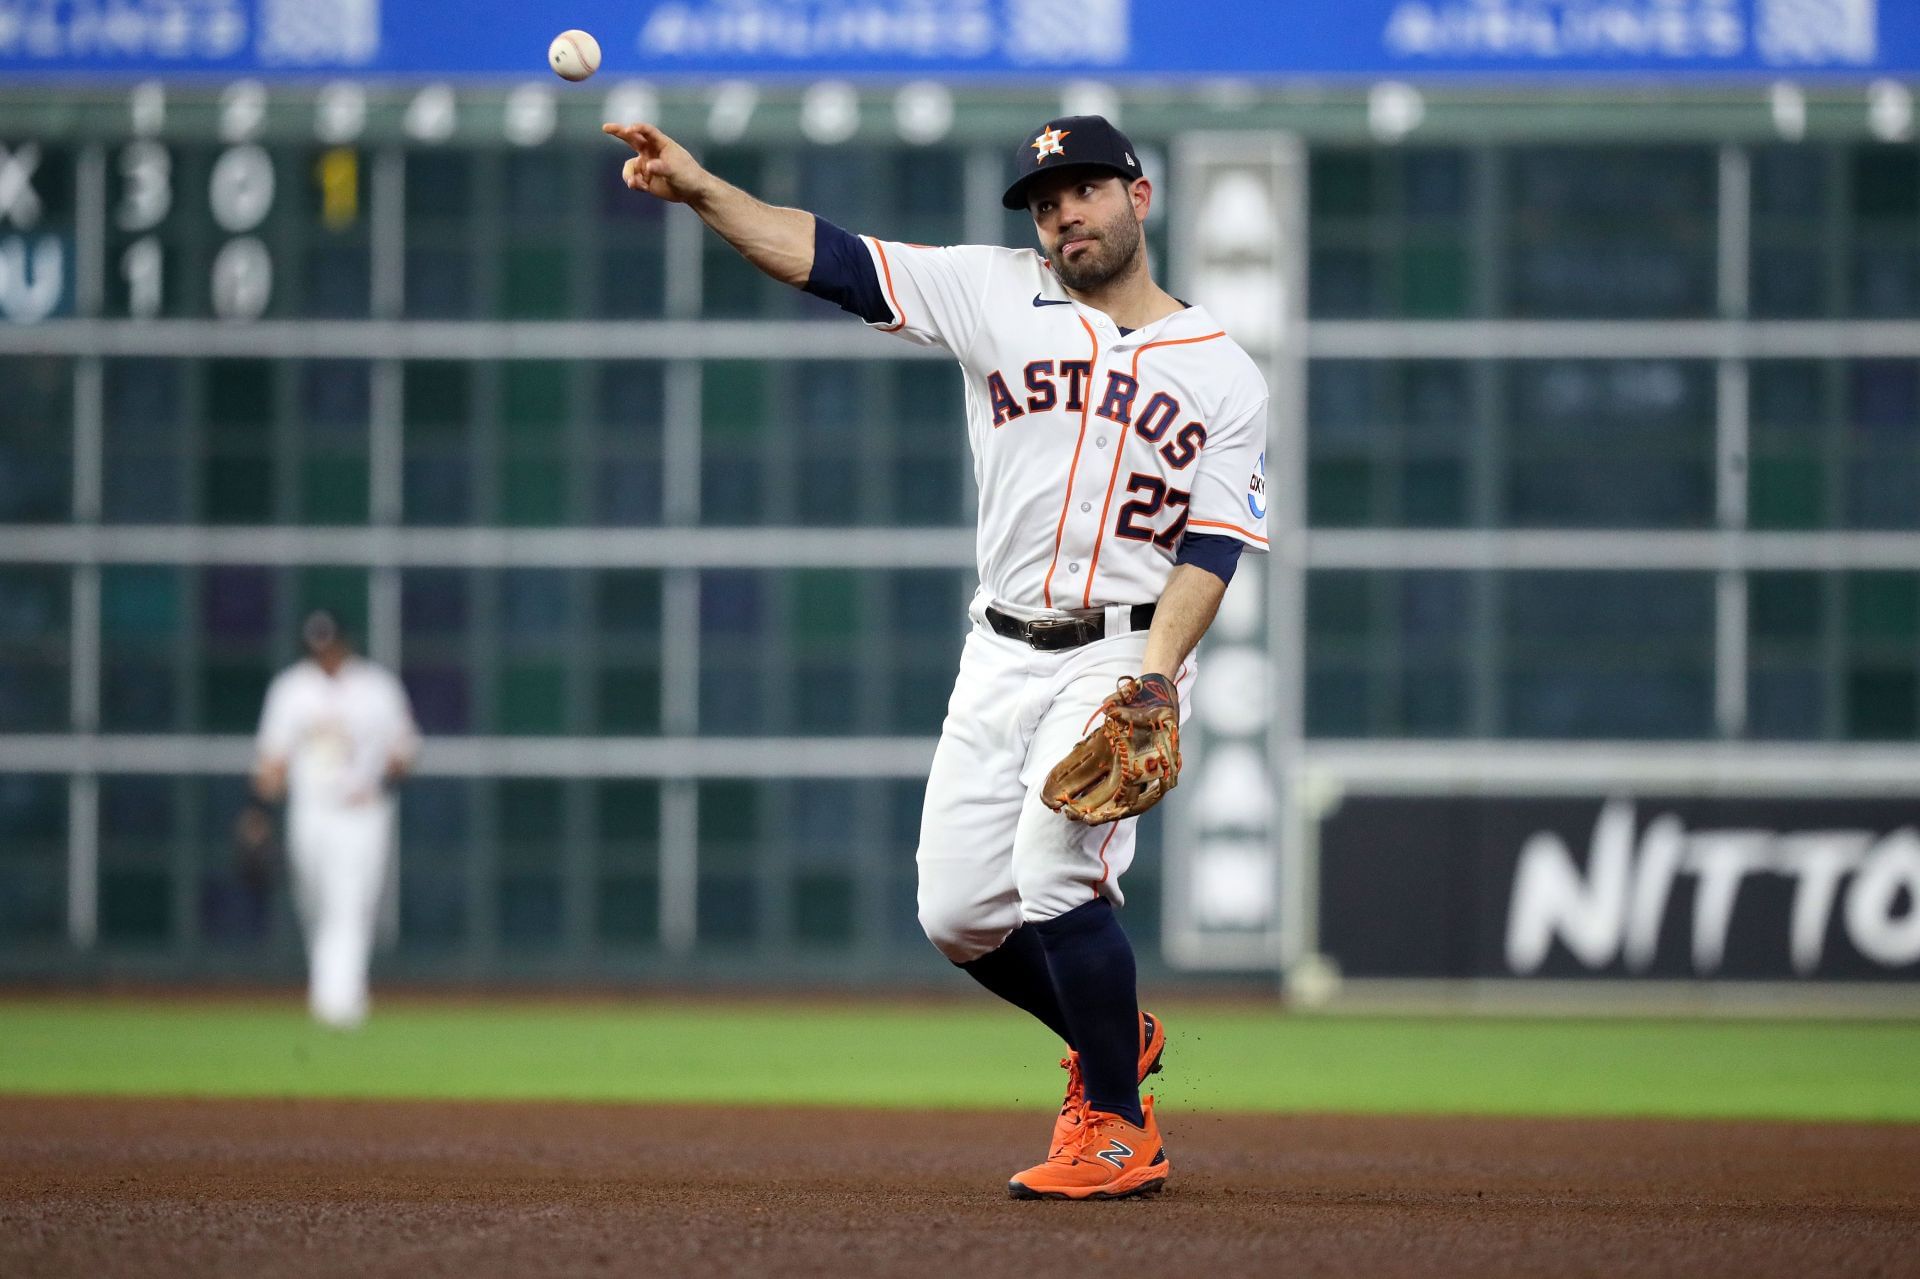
[855,239,1269,613]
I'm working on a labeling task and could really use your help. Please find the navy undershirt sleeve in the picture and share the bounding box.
[1174,531,1244,586]
[803,216,892,325]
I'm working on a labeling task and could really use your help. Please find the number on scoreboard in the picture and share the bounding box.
[0,142,74,324]
[103,136,375,322]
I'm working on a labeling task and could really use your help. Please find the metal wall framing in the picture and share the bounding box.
[9,131,1920,972]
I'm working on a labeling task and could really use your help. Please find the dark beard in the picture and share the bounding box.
[1049,215,1143,292]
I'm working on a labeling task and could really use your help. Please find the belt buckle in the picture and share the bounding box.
[1023,617,1087,650]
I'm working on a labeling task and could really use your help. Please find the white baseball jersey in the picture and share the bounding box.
[256,657,419,814]
[858,239,1269,612]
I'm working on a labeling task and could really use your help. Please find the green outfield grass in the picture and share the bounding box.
[1,998,1916,1121]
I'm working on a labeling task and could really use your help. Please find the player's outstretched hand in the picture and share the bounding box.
[601,121,709,205]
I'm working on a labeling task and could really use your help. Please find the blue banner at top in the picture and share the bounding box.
[2,0,1917,80]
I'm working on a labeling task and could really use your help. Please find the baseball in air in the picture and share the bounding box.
[548,29,601,81]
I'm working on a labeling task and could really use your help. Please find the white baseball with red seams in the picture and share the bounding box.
[548,29,601,81]
[859,240,1270,957]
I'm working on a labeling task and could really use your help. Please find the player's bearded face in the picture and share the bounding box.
[1042,183,1144,292]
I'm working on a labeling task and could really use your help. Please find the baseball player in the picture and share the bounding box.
[253,610,419,1030]
[604,114,1267,1199]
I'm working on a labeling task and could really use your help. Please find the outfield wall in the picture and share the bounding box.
[1292,750,1920,1002]
[6,32,1920,1004]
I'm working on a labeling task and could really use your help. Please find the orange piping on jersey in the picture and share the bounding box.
[866,237,907,333]
[1040,315,1102,609]
[1095,822,1120,884]
[1128,332,1228,381]
[1080,332,1228,608]
[1187,518,1269,545]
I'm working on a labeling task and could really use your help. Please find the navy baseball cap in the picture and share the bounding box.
[1001,115,1146,210]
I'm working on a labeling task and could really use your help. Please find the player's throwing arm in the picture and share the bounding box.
[601,122,814,287]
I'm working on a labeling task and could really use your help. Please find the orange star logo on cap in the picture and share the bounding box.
[1030,127,1070,160]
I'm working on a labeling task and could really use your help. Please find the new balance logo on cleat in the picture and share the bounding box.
[1009,1096,1170,1201]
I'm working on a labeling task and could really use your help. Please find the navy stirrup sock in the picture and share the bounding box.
[1033,898,1145,1127]
[958,924,1076,1049]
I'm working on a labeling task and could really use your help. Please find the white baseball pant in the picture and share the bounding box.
[288,801,393,1029]
[916,609,1195,963]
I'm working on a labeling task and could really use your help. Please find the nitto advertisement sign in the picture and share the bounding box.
[2,0,1917,79]
[1318,795,1920,982]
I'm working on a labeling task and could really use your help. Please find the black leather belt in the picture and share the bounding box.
[985,603,1156,652]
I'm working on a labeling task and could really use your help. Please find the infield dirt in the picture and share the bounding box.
[2,1098,1916,1278]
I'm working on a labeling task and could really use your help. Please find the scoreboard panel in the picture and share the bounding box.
[3,79,1916,330]
[6,79,1918,331]
[8,82,1920,745]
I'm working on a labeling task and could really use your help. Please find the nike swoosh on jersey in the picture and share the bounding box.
[1032,293,1073,307]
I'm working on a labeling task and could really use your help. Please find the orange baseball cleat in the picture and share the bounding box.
[1049,1010,1166,1156]
[1008,1095,1170,1201]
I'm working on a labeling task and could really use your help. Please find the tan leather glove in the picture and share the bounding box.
[1041,674,1181,826]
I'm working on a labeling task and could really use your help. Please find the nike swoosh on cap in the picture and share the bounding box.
[1032,293,1073,307]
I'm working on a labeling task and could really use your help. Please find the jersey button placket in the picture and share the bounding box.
[1045,320,1108,610]
[1070,351,1114,601]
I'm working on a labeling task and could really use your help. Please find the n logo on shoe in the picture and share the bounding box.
[1095,1139,1133,1170]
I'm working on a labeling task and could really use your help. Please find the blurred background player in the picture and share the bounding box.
[253,610,420,1029]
